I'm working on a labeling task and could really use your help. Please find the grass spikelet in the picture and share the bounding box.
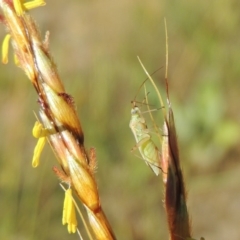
[139,57,192,240]
[0,1,116,239]
[136,19,205,240]
[162,20,191,239]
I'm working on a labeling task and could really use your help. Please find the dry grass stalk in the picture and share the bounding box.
[163,109,191,240]
[137,20,205,239]
[137,56,192,239]
[162,22,191,239]
[0,1,116,239]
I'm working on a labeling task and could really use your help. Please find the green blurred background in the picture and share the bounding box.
[0,0,240,239]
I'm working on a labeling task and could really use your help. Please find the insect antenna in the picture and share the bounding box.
[132,66,163,106]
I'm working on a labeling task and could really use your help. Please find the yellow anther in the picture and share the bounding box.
[13,0,24,16]
[32,121,49,138]
[24,0,46,10]
[14,54,20,66]
[32,137,46,168]
[13,0,46,16]
[62,189,77,234]
[2,34,11,64]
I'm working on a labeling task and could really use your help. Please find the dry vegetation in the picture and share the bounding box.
[0,0,240,240]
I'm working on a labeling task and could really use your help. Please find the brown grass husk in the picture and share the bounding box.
[0,1,116,239]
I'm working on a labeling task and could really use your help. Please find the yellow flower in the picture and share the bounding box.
[13,0,46,16]
[62,188,78,234]
[32,121,48,168]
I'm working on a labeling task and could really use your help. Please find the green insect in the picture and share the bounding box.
[129,100,162,176]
